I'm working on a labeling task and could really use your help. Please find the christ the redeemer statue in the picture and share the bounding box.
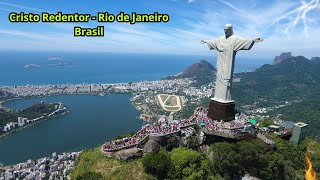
[201,24,263,121]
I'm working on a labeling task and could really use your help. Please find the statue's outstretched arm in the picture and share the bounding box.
[254,38,264,43]
[201,40,219,51]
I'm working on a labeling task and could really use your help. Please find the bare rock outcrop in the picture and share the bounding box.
[143,140,161,153]
[273,52,294,65]
[114,148,143,161]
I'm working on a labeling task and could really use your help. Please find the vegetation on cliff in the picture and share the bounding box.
[71,147,148,180]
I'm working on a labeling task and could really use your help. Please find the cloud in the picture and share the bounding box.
[249,2,257,9]
[0,2,46,12]
[217,0,241,11]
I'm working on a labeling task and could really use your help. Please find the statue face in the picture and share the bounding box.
[224,28,232,38]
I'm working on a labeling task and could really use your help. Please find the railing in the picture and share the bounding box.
[101,121,196,153]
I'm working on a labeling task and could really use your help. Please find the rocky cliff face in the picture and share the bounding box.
[143,140,161,153]
[114,148,143,161]
[273,52,294,65]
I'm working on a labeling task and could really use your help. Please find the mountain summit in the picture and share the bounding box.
[180,60,215,77]
[272,52,294,65]
[165,60,215,86]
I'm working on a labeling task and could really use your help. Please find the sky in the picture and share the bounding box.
[0,0,319,59]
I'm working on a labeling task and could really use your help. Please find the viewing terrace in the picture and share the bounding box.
[101,119,195,153]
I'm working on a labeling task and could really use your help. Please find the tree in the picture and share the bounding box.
[168,147,209,179]
[209,142,245,180]
[187,135,199,150]
[260,118,274,127]
[142,149,171,179]
[208,139,306,180]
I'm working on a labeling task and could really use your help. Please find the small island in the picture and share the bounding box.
[48,56,63,61]
[24,64,40,68]
[0,102,69,137]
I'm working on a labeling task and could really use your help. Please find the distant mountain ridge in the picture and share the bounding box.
[233,55,320,105]
[272,52,320,65]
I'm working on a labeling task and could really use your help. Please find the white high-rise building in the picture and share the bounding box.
[17,117,25,126]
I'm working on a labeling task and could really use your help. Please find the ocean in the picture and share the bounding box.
[0,52,271,165]
[0,51,270,86]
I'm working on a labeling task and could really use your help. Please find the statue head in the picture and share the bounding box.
[224,24,233,38]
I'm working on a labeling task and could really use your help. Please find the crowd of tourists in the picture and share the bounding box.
[102,118,195,152]
[193,107,248,131]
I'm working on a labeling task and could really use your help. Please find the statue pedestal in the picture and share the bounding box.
[207,99,235,121]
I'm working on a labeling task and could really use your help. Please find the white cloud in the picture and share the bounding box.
[217,0,241,11]
[0,2,46,12]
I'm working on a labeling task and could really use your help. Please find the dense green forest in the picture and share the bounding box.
[141,138,309,180]
[0,103,57,127]
[232,56,320,107]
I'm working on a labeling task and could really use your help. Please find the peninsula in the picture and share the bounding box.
[0,102,69,137]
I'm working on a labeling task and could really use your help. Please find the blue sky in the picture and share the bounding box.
[0,0,319,59]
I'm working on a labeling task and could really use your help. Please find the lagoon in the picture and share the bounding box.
[0,94,143,165]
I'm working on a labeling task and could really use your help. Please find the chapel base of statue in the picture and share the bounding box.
[207,99,235,121]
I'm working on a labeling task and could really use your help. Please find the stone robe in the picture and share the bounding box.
[204,35,255,103]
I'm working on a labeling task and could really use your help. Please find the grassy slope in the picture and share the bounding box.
[71,147,148,180]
